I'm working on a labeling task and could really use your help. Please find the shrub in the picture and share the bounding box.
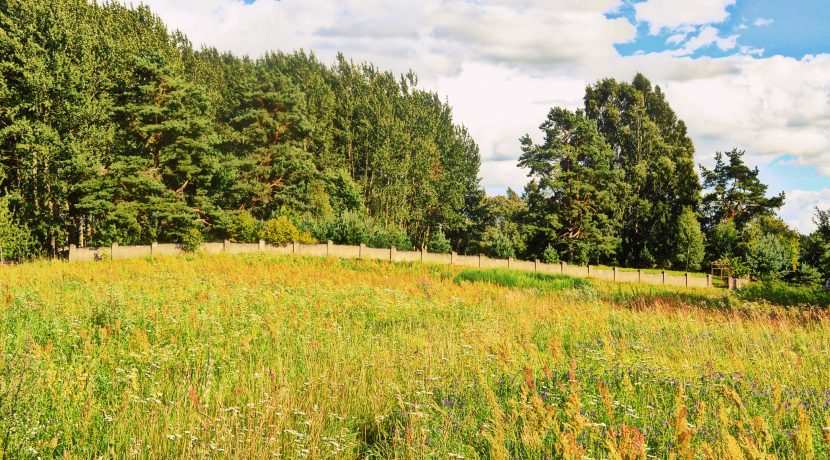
[307,211,413,250]
[542,244,560,264]
[427,229,452,254]
[736,281,830,308]
[0,199,36,261]
[230,210,261,243]
[261,217,298,245]
[179,227,204,252]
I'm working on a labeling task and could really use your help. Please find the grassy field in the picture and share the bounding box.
[1,255,829,459]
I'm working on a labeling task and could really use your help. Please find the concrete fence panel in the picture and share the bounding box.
[423,252,452,265]
[536,262,560,275]
[113,244,151,260]
[225,242,259,255]
[395,250,421,263]
[480,257,508,269]
[664,274,687,287]
[615,270,640,284]
[454,254,480,267]
[590,268,615,282]
[361,247,389,261]
[298,244,328,257]
[511,260,536,272]
[68,245,109,262]
[262,244,293,255]
[331,244,360,259]
[640,272,664,286]
[153,243,183,256]
[563,265,589,278]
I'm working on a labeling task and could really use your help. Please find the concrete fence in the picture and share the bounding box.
[68,240,748,290]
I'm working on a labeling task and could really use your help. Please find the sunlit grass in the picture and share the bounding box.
[1,254,828,458]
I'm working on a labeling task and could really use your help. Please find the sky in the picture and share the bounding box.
[134,0,830,233]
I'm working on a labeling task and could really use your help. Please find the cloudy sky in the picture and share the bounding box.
[136,0,830,233]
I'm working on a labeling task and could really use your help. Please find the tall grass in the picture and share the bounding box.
[0,254,828,458]
[454,268,590,292]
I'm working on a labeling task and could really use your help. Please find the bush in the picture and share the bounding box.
[230,210,261,243]
[427,229,452,254]
[178,227,204,252]
[542,244,559,264]
[307,211,413,250]
[736,281,830,308]
[0,199,36,261]
[260,216,316,245]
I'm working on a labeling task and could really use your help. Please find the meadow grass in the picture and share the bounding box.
[0,254,829,458]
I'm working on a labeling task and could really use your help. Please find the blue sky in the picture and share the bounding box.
[138,0,830,231]
[614,0,830,58]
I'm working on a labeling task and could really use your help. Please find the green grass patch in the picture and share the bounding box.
[454,268,590,292]
[737,282,830,308]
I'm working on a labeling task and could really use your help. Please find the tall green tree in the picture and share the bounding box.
[700,148,785,232]
[583,74,700,268]
[519,108,622,265]
[674,207,705,271]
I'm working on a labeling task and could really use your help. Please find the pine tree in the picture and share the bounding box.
[519,108,622,265]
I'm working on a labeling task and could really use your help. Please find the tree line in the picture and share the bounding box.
[0,0,827,284]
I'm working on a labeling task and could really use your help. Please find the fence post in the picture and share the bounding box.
[560,261,565,274]
[685,273,689,287]
[508,257,513,268]
[258,240,265,252]
[359,243,366,259]
[587,264,591,277]
[613,266,617,282]
[68,244,76,261]
[151,242,158,255]
[451,251,456,265]
[706,274,712,288]
[223,239,230,253]
[637,269,642,283]
[662,270,666,285]
[534,259,539,272]
[327,240,333,257]
[421,247,425,262]
[293,241,299,254]
[479,253,483,268]
[390,246,396,262]
[111,242,118,260]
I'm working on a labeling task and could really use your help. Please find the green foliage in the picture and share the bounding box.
[179,227,204,253]
[229,210,262,243]
[308,211,413,250]
[427,228,452,254]
[0,0,480,254]
[0,199,35,260]
[259,216,301,245]
[710,219,739,261]
[736,281,830,308]
[519,108,621,265]
[542,244,559,264]
[700,149,785,232]
[742,216,800,281]
[480,227,516,259]
[454,268,590,292]
[583,74,701,268]
[674,207,705,271]
[801,208,830,280]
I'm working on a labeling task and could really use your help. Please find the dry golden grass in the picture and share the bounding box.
[0,254,828,458]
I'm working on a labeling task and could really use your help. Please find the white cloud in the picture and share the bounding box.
[131,0,830,228]
[754,17,774,27]
[634,0,736,34]
[779,189,830,233]
[670,26,738,56]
